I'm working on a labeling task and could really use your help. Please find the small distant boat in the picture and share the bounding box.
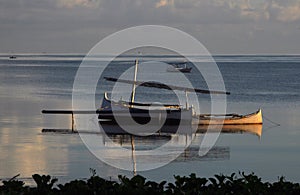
[9,55,17,59]
[197,109,263,125]
[167,63,192,73]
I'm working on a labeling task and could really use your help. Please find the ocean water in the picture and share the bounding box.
[1,54,300,184]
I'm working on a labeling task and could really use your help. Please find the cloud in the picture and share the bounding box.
[276,3,300,22]
[155,0,174,8]
[1,0,300,53]
[57,0,100,8]
[218,0,272,21]
[226,0,300,22]
[52,0,300,24]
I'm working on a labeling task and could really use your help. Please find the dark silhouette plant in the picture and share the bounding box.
[1,171,300,194]
[0,174,28,194]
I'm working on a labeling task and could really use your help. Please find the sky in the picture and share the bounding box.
[1,0,300,54]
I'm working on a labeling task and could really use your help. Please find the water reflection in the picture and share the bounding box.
[0,96,72,183]
[106,133,231,161]
[40,114,263,176]
[85,133,230,175]
[197,125,263,138]
[66,123,261,175]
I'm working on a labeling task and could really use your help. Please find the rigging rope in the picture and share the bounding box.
[263,114,280,127]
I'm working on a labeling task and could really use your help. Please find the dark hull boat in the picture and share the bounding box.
[97,92,193,126]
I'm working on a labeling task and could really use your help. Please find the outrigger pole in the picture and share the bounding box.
[105,59,229,111]
[104,77,230,95]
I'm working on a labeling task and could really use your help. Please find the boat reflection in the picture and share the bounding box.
[102,133,230,176]
[96,123,262,173]
[106,133,230,161]
[197,124,263,137]
[42,123,262,176]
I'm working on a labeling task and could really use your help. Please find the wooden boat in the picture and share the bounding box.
[98,96,263,126]
[97,59,228,128]
[97,59,262,127]
[97,92,193,126]
[166,63,192,73]
[196,109,263,125]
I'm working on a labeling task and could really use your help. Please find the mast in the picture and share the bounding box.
[130,59,139,106]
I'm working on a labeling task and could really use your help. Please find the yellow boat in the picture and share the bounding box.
[197,109,263,125]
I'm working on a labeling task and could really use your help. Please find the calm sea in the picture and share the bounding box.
[1,54,300,184]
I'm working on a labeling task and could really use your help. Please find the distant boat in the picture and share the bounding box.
[9,55,17,59]
[167,63,192,73]
[197,109,263,125]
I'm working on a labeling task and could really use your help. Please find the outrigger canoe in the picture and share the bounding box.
[98,93,262,126]
[98,59,261,126]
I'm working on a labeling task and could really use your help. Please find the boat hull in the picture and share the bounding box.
[196,109,263,125]
[98,93,192,126]
[98,93,262,126]
[98,109,192,126]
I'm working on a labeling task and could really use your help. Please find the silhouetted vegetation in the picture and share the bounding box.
[1,171,300,194]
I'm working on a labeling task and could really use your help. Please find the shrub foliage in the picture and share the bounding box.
[1,171,300,194]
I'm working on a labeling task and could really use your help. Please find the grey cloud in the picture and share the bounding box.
[0,0,300,53]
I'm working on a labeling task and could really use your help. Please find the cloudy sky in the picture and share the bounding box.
[1,0,300,54]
